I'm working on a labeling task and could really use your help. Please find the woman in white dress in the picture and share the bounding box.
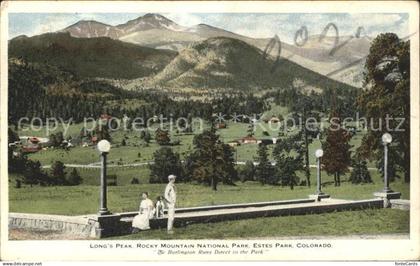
[132,192,155,231]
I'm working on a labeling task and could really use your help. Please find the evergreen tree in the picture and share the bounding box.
[149,147,183,183]
[238,161,256,182]
[96,123,111,142]
[8,128,20,144]
[255,144,274,185]
[140,130,146,139]
[186,128,237,190]
[273,134,303,189]
[67,168,83,185]
[50,161,67,185]
[23,160,45,187]
[375,146,400,182]
[143,131,151,144]
[55,132,64,147]
[49,133,57,147]
[79,126,86,139]
[131,178,140,184]
[49,132,64,148]
[289,93,320,187]
[357,33,410,182]
[9,149,27,174]
[349,154,372,184]
[247,123,255,137]
[155,128,170,146]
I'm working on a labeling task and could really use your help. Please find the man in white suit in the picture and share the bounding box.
[164,174,177,233]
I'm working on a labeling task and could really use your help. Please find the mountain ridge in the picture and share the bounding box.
[58,13,370,87]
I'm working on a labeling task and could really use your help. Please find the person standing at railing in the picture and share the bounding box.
[164,174,177,234]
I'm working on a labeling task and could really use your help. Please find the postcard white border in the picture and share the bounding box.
[1,0,419,261]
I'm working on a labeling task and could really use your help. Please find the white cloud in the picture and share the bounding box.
[32,16,74,35]
[349,13,402,28]
[29,14,106,37]
[164,13,203,27]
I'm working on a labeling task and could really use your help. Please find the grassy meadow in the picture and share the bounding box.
[9,168,409,215]
[20,114,366,167]
[9,107,410,239]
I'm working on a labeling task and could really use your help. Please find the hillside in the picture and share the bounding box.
[119,28,202,51]
[120,21,269,51]
[285,35,371,62]
[8,32,177,79]
[7,58,142,124]
[280,35,371,87]
[61,20,123,39]
[143,37,356,90]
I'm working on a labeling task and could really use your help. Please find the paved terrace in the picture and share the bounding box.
[119,198,384,230]
[11,197,401,238]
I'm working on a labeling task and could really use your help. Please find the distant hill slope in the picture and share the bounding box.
[120,22,269,51]
[8,32,177,79]
[61,20,123,39]
[8,58,140,123]
[144,37,355,90]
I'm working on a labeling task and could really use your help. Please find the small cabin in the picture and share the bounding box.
[91,136,98,144]
[217,122,227,129]
[28,137,40,144]
[100,114,112,121]
[228,140,241,147]
[21,137,41,153]
[269,117,280,124]
[241,136,258,144]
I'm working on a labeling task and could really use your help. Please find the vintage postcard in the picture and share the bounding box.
[0,0,419,262]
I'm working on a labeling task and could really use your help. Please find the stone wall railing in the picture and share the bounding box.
[9,213,99,238]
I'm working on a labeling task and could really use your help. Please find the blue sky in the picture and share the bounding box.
[9,13,409,43]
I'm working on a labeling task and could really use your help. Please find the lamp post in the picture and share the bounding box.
[315,149,324,194]
[381,133,392,193]
[97,139,111,215]
[374,133,401,204]
[309,149,330,201]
